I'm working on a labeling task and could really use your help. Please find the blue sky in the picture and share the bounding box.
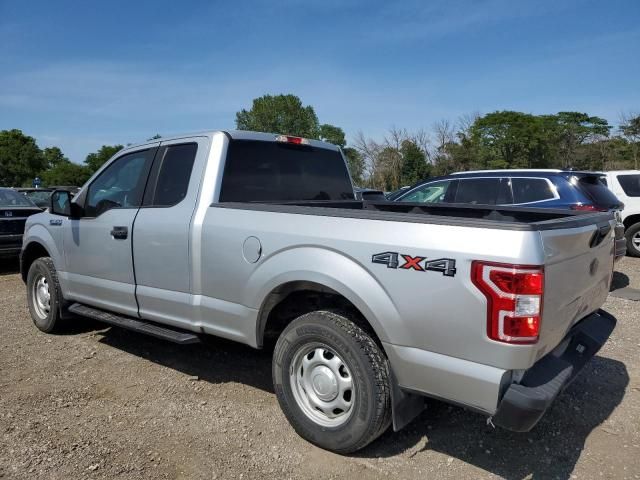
[1,0,639,162]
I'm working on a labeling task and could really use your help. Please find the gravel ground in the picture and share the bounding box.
[1,257,639,480]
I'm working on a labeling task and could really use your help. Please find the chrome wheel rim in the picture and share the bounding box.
[32,275,51,319]
[289,343,354,427]
[633,231,640,249]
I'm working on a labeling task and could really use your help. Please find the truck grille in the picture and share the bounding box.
[0,219,27,235]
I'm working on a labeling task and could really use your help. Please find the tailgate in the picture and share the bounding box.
[538,217,615,355]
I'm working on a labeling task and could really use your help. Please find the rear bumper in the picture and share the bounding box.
[492,309,616,432]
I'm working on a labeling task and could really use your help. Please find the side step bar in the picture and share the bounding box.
[68,303,201,345]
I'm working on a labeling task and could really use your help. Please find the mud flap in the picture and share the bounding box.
[390,369,427,431]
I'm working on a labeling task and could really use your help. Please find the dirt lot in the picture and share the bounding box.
[1,257,639,480]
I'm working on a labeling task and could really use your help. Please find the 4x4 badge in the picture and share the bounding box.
[371,251,456,277]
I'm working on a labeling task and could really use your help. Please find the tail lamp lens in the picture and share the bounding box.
[471,261,544,344]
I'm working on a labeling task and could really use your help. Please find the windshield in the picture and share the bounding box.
[0,189,37,207]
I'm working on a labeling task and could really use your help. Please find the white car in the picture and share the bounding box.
[600,170,640,256]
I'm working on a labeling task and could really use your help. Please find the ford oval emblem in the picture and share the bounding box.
[589,258,599,276]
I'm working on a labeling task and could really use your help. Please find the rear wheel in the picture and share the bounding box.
[625,223,640,257]
[272,310,391,453]
[26,257,67,333]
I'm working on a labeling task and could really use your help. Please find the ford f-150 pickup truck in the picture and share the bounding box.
[21,130,617,453]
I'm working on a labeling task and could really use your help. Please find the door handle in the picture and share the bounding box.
[111,226,128,240]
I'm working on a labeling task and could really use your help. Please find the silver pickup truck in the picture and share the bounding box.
[21,130,617,453]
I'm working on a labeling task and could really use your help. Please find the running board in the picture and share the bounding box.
[68,303,201,345]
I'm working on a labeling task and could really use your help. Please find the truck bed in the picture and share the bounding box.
[214,199,614,231]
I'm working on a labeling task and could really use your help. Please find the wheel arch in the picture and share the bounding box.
[20,241,51,282]
[248,247,401,349]
[623,214,640,230]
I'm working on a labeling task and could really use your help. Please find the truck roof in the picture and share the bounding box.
[120,130,341,153]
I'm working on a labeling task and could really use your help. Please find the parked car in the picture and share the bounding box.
[21,132,617,453]
[393,169,626,259]
[353,187,382,200]
[599,171,640,257]
[0,188,44,258]
[16,188,54,209]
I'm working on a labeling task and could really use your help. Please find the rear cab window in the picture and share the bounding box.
[617,174,640,197]
[219,140,354,202]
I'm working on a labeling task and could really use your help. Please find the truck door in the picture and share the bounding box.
[132,137,207,329]
[62,146,157,317]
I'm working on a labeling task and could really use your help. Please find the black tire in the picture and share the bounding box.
[272,310,391,453]
[26,257,67,333]
[625,223,640,257]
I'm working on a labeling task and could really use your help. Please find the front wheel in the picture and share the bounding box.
[26,257,66,333]
[625,223,640,257]
[272,311,391,453]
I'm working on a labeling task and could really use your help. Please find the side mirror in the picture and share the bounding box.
[50,190,81,217]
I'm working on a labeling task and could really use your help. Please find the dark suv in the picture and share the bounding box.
[393,169,626,258]
[393,169,623,212]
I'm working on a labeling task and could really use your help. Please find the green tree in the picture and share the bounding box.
[42,161,90,186]
[235,94,320,138]
[42,146,68,169]
[400,140,430,185]
[319,124,346,147]
[555,112,611,167]
[471,111,546,169]
[343,147,365,185]
[620,114,640,169]
[84,145,123,174]
[0,129,46,186]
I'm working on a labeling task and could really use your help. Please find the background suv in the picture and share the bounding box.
[393,169,626,258]
[394,169,623,212]
[600,170,640,256]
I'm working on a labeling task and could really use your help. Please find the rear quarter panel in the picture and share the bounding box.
[199,206,549,370]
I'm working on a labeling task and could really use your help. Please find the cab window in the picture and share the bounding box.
[85,149,153,216]
[147,143,198,207]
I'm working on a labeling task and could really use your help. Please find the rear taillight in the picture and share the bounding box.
[570,204,608,212]
[471,261,544,344]
[275,134,309,145]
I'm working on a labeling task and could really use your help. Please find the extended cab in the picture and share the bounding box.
[21,131,617,453]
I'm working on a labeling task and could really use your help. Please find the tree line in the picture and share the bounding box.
[1,94,638,191]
